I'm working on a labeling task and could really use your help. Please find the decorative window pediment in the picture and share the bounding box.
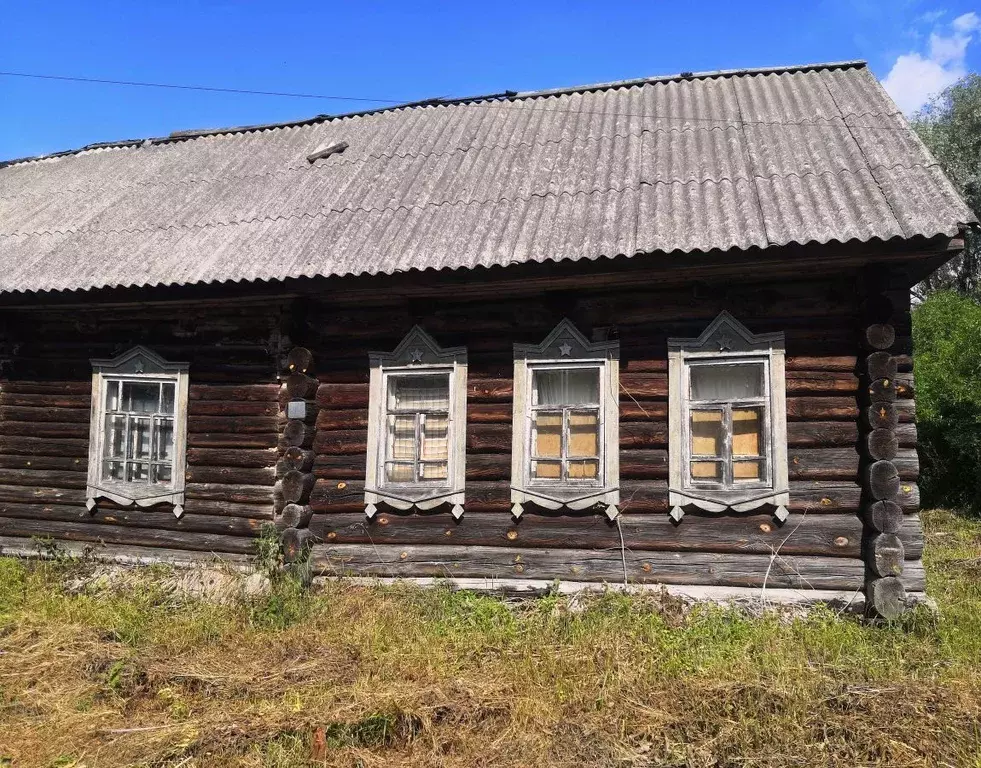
[511,320,620,519]
[668,312,789,521]
[364,327,468,517]
[86,346,190,516]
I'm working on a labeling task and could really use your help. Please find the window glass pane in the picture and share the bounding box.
[691,461,723,480]
[569,411,599,457]
[128,462,149,482]
[534,412,563,458]
[122,381,161,413]
[390,414,416,461]
[127,416,152,461]
[532,460,562,479]
[104,460,125,481]
[690,410,723,457]
[104,414,126,459]
[385,462,415,483]
[421,415,448,461]
[152,464,172,484]
[155,417,174,463]
[568,458,599,479]
[733,460,763,482]
[690,363,763,401]
[389,374,449,411]
[161,383,176,414]
[534,368,599,406]
[732,408,763,456]
[420,462,448,481]
[106,380,120,411]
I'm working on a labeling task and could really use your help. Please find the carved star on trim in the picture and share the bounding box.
[558,343,572,356]
[409,348,424,362]
[716,335,733,352]
[134,358,145,373]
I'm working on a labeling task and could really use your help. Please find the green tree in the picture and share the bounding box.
[910,74,981,298]
[912,290,981,513]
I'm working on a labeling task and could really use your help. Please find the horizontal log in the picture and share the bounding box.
[0,468,86,489]
[0,435,87,458]
[787,448,858,481]
[786,356,856,372]
[867,378,896,403]
[0,516,254,554]
[316,407,371,430]
[0,406,90,424]
[863,403,898,431]
[0,501,262,537]
[312,543,885,590]
[185,482,273,505]
[864,500,903,535]
[0,392,90,409]
[187,400,280,417]
[895,374,914,400]
[276,471,316,505]
[866,461,900,501]
[864,429,898,461]
[0,381,91,395]
[278,447,315,474]
[312,479,872,517]
[187,447,278,469]
[786,397,858,421]
[188,415,280,434]
[0,421,90,439]
[274,503,313,531]
[0,454,86,471]
[316,383,370,409]
[188,384,279,401]
[314,511,867,557]
[785,371,858,394]
[186,465,276,486]
[187,432,278,449]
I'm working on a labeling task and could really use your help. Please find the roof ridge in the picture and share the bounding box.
[0,60,867,168]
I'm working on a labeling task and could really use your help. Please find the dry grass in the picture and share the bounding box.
[2,510,981,767]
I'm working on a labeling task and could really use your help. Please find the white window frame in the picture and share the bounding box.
[86,346,189,517]
[364,327,467,519]
[511,319,620,519]
[668,312,788,522]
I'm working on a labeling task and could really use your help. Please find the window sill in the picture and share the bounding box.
[364,485,465,516]
[510,484,620,517]
[668,486,789,520]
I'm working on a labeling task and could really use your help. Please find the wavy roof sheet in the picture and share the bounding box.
[0,60,973,294]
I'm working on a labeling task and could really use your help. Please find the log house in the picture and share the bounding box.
[0,61,974,616]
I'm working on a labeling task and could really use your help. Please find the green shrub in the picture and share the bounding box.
[912,290,981,513]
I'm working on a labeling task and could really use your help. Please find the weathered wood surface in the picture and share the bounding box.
[312,543,926,591]
[868,576,908,620]
[869,533,905,578]
[865,500,904,534]
[312,511,923,559]
[274,503,313,531]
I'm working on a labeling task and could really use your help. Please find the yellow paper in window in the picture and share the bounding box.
[568,459,599,479]
[733,461,761,480]
[691,410,723,456]
[732,409,762,456]
[691,461,721,479]
[569,411,599,457]
[534,460,562,479]
[535,412,562,458]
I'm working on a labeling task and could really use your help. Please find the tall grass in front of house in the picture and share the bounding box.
[1,510,980,768]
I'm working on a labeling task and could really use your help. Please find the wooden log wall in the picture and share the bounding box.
[306,272,924,591]
[0,266,926,596]
[859,284,921,618]
[0,298,286,555]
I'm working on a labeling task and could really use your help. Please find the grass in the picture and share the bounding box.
[0,510,979,767]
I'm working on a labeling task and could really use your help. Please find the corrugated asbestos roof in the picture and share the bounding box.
[0,60,974,295]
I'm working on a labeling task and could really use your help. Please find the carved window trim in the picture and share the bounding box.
[511,319,620,519]
[668,312,788,521]
[364,327,467,518]
[86,346,190,517]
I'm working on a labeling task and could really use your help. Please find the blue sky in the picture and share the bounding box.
[1,0,979,161]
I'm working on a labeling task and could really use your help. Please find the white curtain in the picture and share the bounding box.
[690,363,763,401]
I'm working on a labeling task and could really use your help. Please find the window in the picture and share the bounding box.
[511,320,619,519]
[668,312,788,522]
[365,327,467,518]
[86,347,189,516]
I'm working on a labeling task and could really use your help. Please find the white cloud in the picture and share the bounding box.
[882,11,980,114]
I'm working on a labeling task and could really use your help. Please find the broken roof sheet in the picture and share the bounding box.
[0,60,974,295]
